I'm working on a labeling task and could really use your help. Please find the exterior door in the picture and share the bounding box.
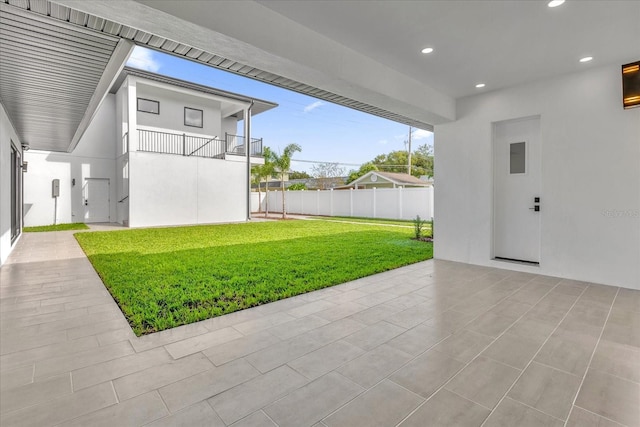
[493,116,541,264]
[84,178,110,223]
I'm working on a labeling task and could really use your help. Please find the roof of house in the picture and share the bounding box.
[112,67,279,117]
[373,172,429,185]
[340,171,431,188]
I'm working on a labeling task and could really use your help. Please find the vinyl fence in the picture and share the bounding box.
[251,187,433,220]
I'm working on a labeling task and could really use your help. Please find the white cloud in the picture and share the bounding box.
[126,47,162,73]
[303,101,325,113]
[412,129,433,140]
[378,139,388,145]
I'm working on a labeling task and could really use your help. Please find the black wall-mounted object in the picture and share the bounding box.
[622,61,640,109]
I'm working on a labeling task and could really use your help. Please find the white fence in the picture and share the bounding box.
[251,187,433,220]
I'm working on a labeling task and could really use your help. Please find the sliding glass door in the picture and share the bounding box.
[10,142,22,242]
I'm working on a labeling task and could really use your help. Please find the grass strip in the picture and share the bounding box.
[24,223,89,232]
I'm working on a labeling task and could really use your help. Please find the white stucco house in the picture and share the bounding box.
[22,68,276,228]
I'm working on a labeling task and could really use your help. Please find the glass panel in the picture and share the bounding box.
[137,98,159,114]
[10,144,21,241]
[510,141,526,174]
[184,107,203,128]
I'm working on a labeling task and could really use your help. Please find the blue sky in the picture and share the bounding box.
[127,47,433,173]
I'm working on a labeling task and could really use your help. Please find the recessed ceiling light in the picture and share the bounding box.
[548,0,565,7]
[580,56,593,63]
[475,83,486,88]
[421,47,434,54]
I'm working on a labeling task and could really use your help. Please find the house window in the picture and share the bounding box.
[184,107,203,128]
[137,98,159,114]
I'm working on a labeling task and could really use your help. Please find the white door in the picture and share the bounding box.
[493,116,541,264]
[84,178,110,223]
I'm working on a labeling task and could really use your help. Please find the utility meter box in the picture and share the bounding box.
[52,179,60,198]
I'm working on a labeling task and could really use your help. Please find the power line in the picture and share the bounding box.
[291,158,361,166]
[291,158,428,169]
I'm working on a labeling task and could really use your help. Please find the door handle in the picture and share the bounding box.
[529,205,540,212]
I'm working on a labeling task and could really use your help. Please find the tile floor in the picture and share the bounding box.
[1,229,639,426]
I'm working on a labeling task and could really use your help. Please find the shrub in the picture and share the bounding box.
[288,183,307,190]
[430,217,434,238]
[413,215,427,239]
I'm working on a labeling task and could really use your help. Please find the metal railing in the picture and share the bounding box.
[136,129,263,159]
[225,134,263,157]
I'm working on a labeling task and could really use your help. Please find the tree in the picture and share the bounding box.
[251,147,276,216]
[251,165,263,213]
[372,150,409,174]
[288,183,307,190]
[272,143,302,218]
[310,162,345,189]
[413,143,434,178]
[289,170,311,180]
[347,162,378,184]
[352,143,433,180]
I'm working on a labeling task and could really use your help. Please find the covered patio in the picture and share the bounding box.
[1,230,638,426]
[1,1,639,426]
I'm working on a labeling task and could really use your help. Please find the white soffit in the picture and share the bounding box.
[260,0,640,99]
[0,1,128,152]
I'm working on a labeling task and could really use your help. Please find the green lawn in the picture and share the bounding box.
[24,223,89,232]
[75,220,432,335]
[311,216,432,229]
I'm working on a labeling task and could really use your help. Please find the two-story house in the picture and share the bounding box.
[23,67,276,228]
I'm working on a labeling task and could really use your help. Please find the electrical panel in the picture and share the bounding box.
[52,179,60,198]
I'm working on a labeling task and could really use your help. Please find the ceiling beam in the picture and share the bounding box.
[68,37,134,152]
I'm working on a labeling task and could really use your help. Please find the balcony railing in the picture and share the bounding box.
[137,129,263,159]
[225,134,264,157]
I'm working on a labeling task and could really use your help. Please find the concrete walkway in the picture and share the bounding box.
[1,230,638,426]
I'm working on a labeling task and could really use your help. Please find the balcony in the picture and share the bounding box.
[131,129,263,159]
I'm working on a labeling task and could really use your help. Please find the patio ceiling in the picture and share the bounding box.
[0,1,132,152]
[4,1,637,152]
[1,0,441,154]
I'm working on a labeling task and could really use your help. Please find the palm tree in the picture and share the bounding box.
[251,164,263,213]
[272,143,302,219]
[259,147,276,217]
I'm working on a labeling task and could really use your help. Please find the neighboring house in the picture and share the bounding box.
[23,68,277,228]
[253,177,348,191]
[340,171,432,189]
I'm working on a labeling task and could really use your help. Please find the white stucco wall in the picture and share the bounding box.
[128,152,246,227]
[222,117,238,138]
[23,95,117,227]
[0,102,23,265]
[136,80,224,139]
[435,64,640,289]
[116,82,129,224]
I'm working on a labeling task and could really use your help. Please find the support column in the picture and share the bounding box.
[126,78,138,152]
[244,102,253,221]
[126,77,137,227]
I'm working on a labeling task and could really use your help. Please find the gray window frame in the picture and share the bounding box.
[137,98,160,114]
[184,107,203,128]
